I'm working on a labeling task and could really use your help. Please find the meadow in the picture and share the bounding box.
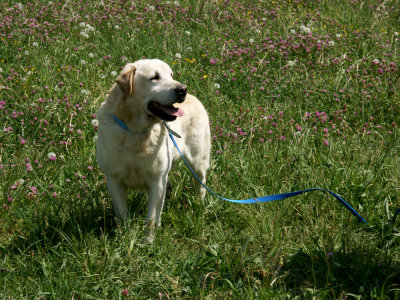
[1,0,399,298]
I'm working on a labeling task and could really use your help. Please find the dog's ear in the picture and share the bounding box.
[116,66,136,97]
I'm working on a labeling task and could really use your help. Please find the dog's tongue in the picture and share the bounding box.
[163,105,184,117]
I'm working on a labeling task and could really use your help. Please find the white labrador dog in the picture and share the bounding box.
[96,59,210,241]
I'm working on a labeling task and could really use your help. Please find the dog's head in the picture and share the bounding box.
[114,59,186,122]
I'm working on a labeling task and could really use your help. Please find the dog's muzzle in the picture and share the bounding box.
[175,84,187,103]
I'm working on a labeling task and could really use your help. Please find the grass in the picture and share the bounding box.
[1,0,400,298]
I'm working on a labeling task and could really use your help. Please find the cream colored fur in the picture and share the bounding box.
[96,59,210,242]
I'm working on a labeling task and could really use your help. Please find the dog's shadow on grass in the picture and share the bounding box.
[7,183,187,254]
[5,191,150,254]
[277,244,400,296]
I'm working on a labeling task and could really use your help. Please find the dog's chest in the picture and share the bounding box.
[112,133,171,188]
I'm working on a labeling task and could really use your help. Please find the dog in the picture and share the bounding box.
[96,59,211,241]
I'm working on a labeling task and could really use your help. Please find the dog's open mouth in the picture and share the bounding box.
[148,101,184,121]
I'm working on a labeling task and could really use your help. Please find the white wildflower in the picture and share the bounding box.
[16,178,25,185]
[47,152,57,160]
[88,53,94,58]
[91,119,99,127]
[110,71,118,77]
[174,1,180,5]
[114,25,120,30]
[0,67,3,73]
[175,53,182,59]
[80,31,89,39]
[17,3,23,10]
[290,29,296,34]
[262,18,267,22]
[79,22,86,27]
[85,24,95,31]
[33,42,38,47]
[336,34,341,38]
[148,5,155,10]
[186,47,192,51]
[80,60,86,65]
[300,25,311,34]
[249,38,254,43]
[81,89,91,96]
[24,50,29,55]
[394,32,398,36]
[328,40,335,46]
[288,60,295,67]
[214,83,220,89]
[185,31,191,35]
[93,135,98,142]
[372,58,380,64]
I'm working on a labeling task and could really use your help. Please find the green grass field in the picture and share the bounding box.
[1,0,400,298]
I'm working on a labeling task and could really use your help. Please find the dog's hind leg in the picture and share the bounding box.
[193,164,207,200]
[185,152,209,200]
[185,146,210,200]
[106,175,129,220]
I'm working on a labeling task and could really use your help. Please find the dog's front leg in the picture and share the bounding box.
[106,175,129,220]
[144,176,168,243]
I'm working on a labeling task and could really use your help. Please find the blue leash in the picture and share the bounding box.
[166,131,366,223]
[111,115,367,223]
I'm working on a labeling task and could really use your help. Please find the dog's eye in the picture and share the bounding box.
[150,73,160,81]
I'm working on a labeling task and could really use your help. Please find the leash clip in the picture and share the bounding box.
[162,121,181,138]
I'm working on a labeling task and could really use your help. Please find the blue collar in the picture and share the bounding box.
[113,115,130,131]
[112,115,181,138]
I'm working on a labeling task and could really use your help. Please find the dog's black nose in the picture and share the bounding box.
[175,84,187,102]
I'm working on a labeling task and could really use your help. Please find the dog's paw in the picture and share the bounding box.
[141,234,155,245]
[142,224,156,244]
[199,187,206,200]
